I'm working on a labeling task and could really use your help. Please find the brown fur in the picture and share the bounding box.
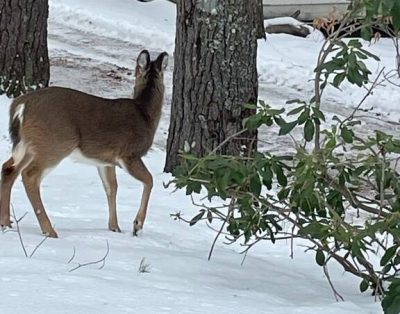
[0,50,168,237]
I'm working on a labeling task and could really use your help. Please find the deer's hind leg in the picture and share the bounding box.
[0,155,31,228]
[21,161,58,238]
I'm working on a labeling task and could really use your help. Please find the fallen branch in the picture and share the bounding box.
[265,24,310,38]
[67,247,76,264]
[69,240,110,272]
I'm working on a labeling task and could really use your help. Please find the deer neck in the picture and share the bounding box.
[134,81,164,129]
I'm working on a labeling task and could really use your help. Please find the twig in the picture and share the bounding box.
[240,250,249,266]
[11,205,28,258]
[67,247,76,264]
[205,222,231,236]
[29,235,49,258]
[290,217,296,259]
[209,129,248,155]
[383,69,400,87]
[208,199,234,261]
[69,240,110,272]
[8,205,50,258]
[340,67,385,127]
[138,257,151,274]
[323,263,345,301]
[352,115,400,126]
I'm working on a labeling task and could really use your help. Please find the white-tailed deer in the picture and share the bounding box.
[0,50,168,237]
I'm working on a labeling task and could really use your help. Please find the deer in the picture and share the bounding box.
[0,50,168,238]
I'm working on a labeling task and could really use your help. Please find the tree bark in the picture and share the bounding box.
[0,0,49,97]
[165,0,262,172]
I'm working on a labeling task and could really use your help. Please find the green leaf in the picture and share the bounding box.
[261,165,273,190]
[299,222,329,239]
[347,67,364,87]
[277,187,290,201]
[286,99,307,105]
[279,121,297,136]
[275,165,287,187]
[360,26,372,41]
[245,114,262,130]
[250,174,262,196]
[273,116,285,126]
[267,108,285,116]
[359,279,369,293]
[341,126,354,143]
[287,105,306,116]
[348,39,362,48]
[351,240,364,259]
[312,107,326,122]
[332,72,346,88]
[382,0,395,15]
[298,108,310,125]
[347,120,362,127]
[382,284,400,314]
[304,119,315,142]
[316,249,325,266]
[358,48,380,61]
[207,210,213,223]
[243,103,257,109]
[385,141,400,154]
[381,245,399,266]
[391,0,400,31]
[190,210,205,226]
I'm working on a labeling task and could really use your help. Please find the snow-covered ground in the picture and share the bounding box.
[2,0,399,313]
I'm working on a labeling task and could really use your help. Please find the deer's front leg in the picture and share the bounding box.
[122,158,153,236]
[97,166,121,232]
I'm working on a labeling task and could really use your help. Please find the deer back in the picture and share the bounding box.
[9,50,169,167]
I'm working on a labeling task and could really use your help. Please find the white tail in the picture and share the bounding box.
[0,50,168,237]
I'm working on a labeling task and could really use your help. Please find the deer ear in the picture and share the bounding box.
[137,50,150,71]
[155,52,169,71]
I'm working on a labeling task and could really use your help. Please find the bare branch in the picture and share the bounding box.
[209,129,248,155]
[341,67,385,127]
[29,235,49,258]
[67,247,76,264]
[323,263,345,301]
[11,205,28,258]
[69,240,110,272]
[208,199,234,261]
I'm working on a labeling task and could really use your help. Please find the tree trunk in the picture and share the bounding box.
[0,0,49,97]
[165,0,262,172]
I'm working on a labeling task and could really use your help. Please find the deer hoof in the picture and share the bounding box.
[0,220,12,229]
[43,229,58,238]
[133,220,143,236]
[109,225,121,233]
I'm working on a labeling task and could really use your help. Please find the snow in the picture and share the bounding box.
[2,0,398,313]
[264,17,314,29]
[49,0,176,55]
[258,35,400,121]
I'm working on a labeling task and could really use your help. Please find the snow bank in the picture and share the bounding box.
[49,0,176,54]
[258,33,400,120]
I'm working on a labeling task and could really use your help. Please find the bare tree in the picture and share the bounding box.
[0,0,50,97]
[164,0,264,172]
